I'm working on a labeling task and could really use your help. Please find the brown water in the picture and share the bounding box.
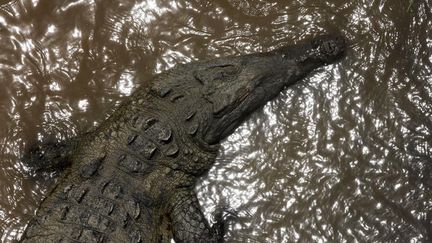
[0,0,431,242]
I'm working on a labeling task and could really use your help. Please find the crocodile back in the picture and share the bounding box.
[21,93,207,242]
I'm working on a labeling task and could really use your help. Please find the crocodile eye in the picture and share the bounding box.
[194,64,240,85]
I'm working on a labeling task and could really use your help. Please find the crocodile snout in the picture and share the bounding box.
[312,35,346,64]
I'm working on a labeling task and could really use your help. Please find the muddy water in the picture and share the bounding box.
[0,0,431,242]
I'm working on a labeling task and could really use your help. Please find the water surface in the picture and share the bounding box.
[0,0,431,242]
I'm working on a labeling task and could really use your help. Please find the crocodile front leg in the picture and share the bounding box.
[22,137,79,172]
[169,189,223,243]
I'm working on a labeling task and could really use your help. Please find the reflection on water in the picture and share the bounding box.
[0,0,431,242]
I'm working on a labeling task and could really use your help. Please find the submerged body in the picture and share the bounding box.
[21,35,345,242]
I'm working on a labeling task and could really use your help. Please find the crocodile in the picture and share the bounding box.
[20,35,345,242]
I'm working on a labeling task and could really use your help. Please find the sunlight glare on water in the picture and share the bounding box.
[0,0,431,242]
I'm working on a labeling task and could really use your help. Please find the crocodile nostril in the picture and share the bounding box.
[323,41,335,54]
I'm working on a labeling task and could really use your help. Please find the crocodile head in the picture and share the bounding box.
[195,35,346,145]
